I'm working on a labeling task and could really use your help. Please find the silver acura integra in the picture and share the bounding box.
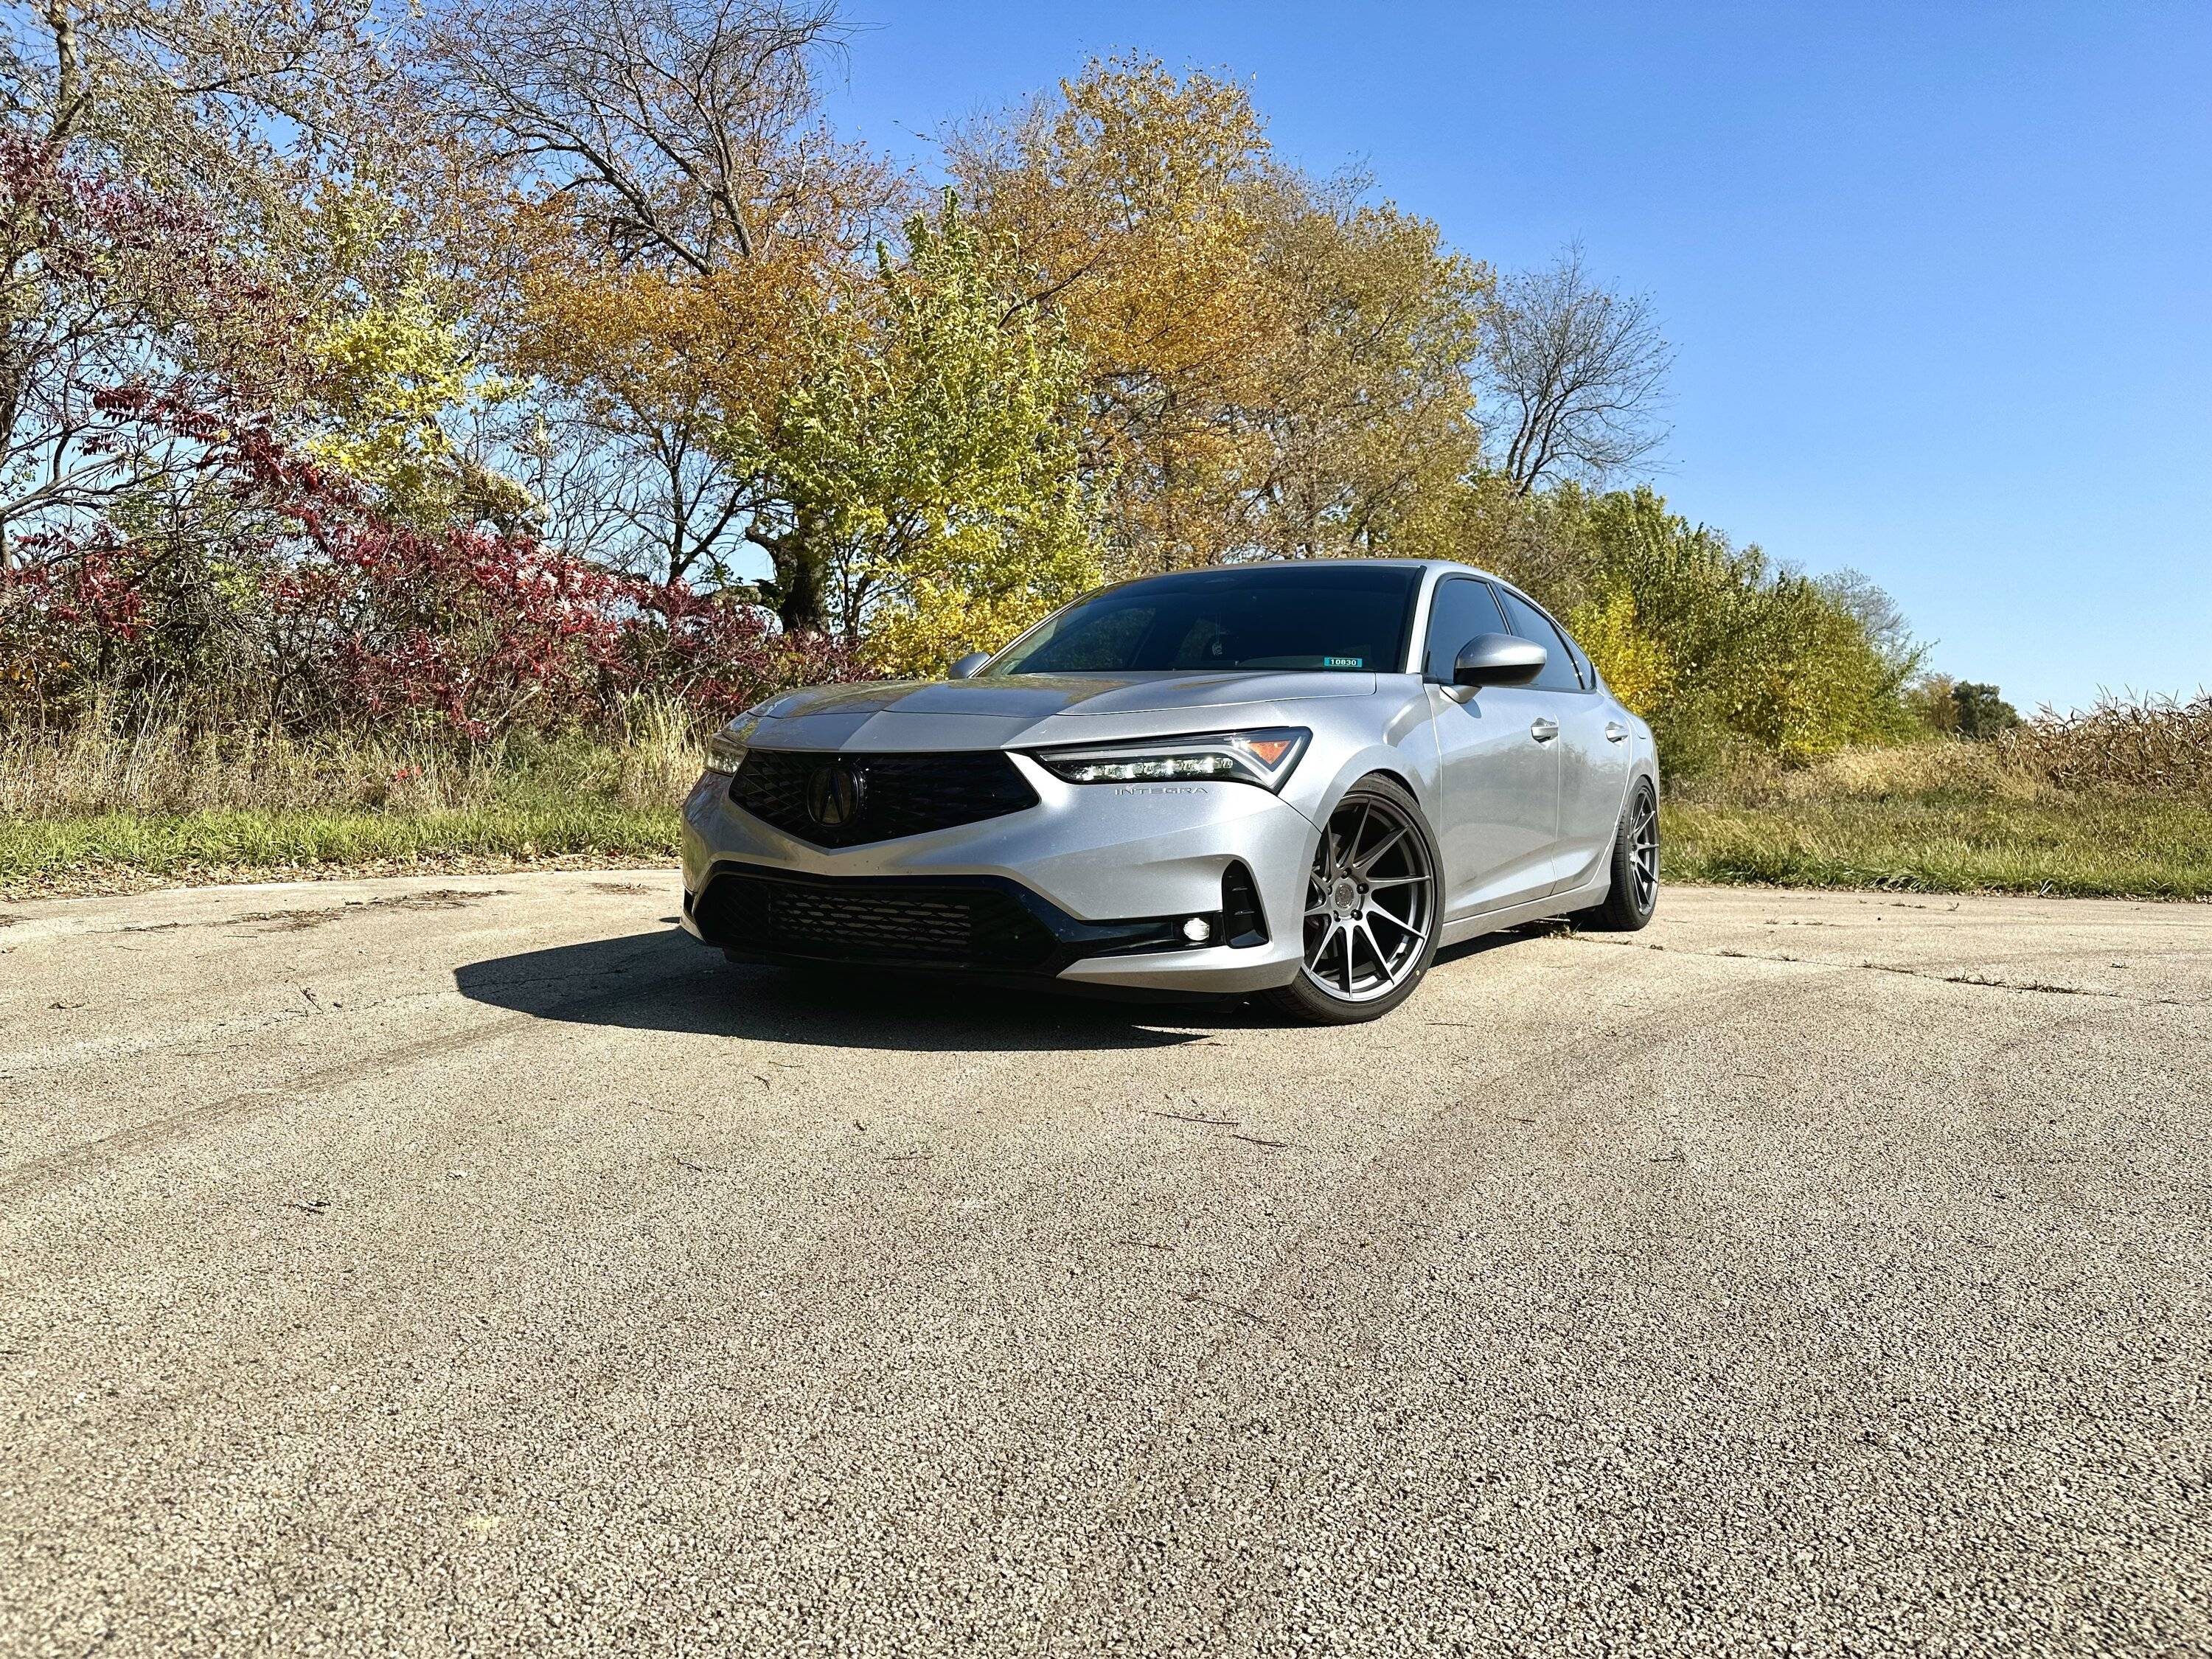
[680,560,1658,1023]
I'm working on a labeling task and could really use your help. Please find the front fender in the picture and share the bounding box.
[1281,721,1446,841]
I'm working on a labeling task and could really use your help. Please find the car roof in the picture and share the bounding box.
[1104,557,1512,587]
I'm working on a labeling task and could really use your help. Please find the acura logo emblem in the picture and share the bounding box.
[806,760,863,828]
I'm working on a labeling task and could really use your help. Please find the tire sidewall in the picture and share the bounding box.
[1613,779,1659,927]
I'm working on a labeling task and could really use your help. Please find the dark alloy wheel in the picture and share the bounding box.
[1265,776,1441,1024]
[1576,779,1660,932]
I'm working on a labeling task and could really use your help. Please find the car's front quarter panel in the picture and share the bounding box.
[1272,674,1445,835]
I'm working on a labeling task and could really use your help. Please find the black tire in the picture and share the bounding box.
[1574,779,1660,932]
[1263,775,1443,1025]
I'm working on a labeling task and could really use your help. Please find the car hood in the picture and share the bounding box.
[748,671,1380,752]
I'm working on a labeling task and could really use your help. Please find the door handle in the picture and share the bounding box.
[1530,718,1559,744]
[1604,721,1630,743]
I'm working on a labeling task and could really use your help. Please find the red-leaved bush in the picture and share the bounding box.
[0,407,855,741]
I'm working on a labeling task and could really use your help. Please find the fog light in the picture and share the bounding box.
[1182,917,1212,943]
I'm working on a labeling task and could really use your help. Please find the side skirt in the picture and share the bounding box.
[1437,869,1610,950]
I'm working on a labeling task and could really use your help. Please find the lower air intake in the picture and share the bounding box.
[695,867,1058,970]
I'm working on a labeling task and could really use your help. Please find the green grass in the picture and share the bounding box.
[1662,790,2212,899]
[0,800,682,893]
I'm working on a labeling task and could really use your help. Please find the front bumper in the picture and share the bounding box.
[678,751,1316,994]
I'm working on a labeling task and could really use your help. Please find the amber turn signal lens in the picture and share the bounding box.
[1242,737,1297,768]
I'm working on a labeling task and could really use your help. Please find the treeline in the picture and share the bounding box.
[1,0,1950,771]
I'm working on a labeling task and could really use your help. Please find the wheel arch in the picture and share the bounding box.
[1298,744,1439,837]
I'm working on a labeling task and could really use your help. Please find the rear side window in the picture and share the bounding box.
[1493,588,1587,692]
[1422,578,1509,679]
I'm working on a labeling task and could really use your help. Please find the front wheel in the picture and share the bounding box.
[1574,779,1659,931]
[1263,776,1441,1025]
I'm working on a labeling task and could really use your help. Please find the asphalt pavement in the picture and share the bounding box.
[1,872,2208,1656]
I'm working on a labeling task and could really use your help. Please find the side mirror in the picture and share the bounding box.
[1452,632,1546,689]
[947,650,991,681]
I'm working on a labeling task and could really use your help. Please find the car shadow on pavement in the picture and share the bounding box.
[1433,925,1567,971]
[454,927,1266,1052]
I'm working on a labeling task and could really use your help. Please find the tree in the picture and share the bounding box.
[410,0,899,613]
[1820,566,1917,671]
[1244,181,1489,559]
[952,56,1284,571]
[410,0,874,276]
[1427,473,1602,617]
[4,0,385,186]
[0,0,411,569]
[296,280,485,522]
[1950,681,2020,740]
[0,136,293,568]
[953,56,1489,572]
[490,211,827,588]
[1557,487,1916,773]
[1482,244,1672,494]
[1904,672,1961,734]
[761,192,1101,672]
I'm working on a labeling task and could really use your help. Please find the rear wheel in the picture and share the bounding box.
[1264,776,1441,1025]
[1574,779,1659,931]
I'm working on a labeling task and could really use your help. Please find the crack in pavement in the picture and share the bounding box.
[1019,967,1788,1652]
[1567,934,2205,1008]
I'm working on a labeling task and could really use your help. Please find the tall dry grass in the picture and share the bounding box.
[1674,739,2051,807]
[1663,695,2212,899]
[0,692,706,818]
[2003,692,2212,795]
[1680,693,2212,808]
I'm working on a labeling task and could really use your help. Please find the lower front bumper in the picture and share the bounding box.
[691,860,1245,979]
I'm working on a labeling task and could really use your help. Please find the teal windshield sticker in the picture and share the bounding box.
[1322,655,1364,669]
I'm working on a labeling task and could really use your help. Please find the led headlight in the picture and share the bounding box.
[1029,727,1310,791]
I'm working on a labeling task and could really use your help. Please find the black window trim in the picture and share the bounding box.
[1492,580,1600,695]
[1419,574,1512,681]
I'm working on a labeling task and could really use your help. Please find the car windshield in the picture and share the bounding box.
[987,566,1424,677]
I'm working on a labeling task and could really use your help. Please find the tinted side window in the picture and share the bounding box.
[1493,588,1586,692]
[1422,578,1509,679]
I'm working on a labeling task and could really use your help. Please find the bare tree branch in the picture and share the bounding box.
[407,0,880,275]
[1483,243,1672,494]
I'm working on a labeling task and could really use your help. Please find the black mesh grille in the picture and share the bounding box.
[730,750,1038,848]
[695,869,1057,969]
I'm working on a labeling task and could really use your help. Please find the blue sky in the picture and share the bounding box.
[821,1,2209,713]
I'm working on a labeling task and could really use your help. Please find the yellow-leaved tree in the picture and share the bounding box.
[409,0,901,613]
[763,194,1103,675]
[496,194,833,581]
[1246,183,1490,558]
[299,285,476,513]
[953,56,1489,572]
[953,57,1284,570]
[1567,586,1674,718]
[1564,488,1918,772]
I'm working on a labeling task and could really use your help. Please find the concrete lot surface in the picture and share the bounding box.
[1,874,2208,1656]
